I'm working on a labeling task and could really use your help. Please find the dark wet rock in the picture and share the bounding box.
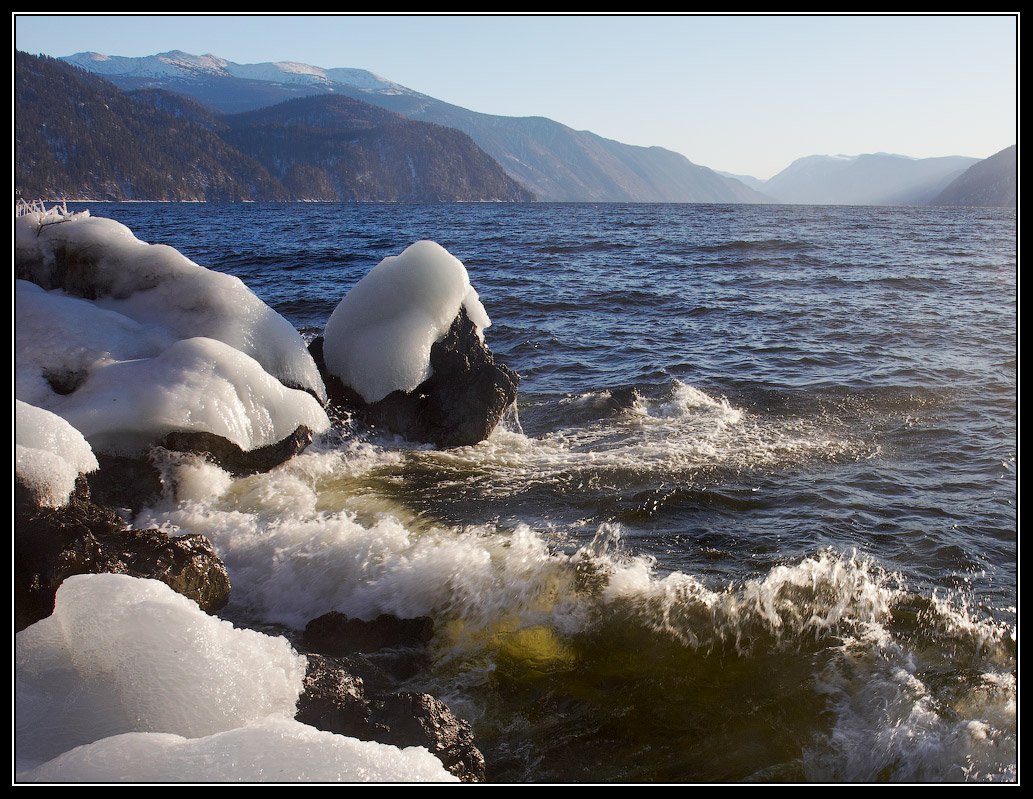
[160,424,314,476]
[306,650,418,697]
[296,654,372,737]
[296,655,485,782]
[303,610,435,656]
[85,425,315,511]
[15,475,229,632]
[106,528,230,613]
[370,692,486,783]
[310,305,519,448]
[87,453,165,512]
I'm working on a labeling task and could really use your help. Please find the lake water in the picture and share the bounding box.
[67,201,1017,782]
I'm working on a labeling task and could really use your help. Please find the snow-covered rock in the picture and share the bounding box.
[15,574,305,771]
[16,279,174,406]
[318,240,517,447]
[20,717,457,783]
[15,400,98,508]
[323,240,491,404]
[53,336,329,456]
[15,208,325,401]
[15,208,329,463]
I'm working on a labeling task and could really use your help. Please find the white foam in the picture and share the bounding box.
[15,574,307,771]
[138,446,913,654]
[635,380,743,425]
[322,240,491,403]
[20,717,457,783]
[806,636,1016,781]
[132,448,1017,781]
[400,380,856,500]
[15,400,98,507]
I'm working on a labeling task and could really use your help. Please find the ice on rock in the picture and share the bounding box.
[15,573,456,783]
[322,240,491,403]
[15,400,99,508]
[21,718,457,783]
[15,209,326,402]
[15,208,331,457]
[52,337,330,455]
[15,574,308,772]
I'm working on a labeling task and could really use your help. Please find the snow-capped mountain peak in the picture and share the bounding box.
[62,50,409,94]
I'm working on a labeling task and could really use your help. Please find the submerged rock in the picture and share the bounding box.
[303,610,435,655]
[312,306,519,448]
[296,655,486,783]
[15,475,229,632]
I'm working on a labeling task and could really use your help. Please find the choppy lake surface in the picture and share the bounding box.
[72,202,1017,783]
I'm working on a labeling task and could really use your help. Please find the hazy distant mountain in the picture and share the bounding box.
[763,153,979,206]
[931,145,1016,207]
[62,50,772,204]
[17,52,532,202]
[220,94,534,202]
[352,96,772,203]
[716,171,770,194]
[16,52,287,201]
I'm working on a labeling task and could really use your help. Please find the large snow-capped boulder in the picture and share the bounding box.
[318,241,518,447]
[16,209,325,400]
[15,208,329,476]
[52,336,328,457]
[15,575,457,783]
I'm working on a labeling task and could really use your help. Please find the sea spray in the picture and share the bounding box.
[51,200,1014,783]
[130,434,1016,783]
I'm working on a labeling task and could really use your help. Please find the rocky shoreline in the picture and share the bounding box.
[16,466,485,782]
[15,206,515,782]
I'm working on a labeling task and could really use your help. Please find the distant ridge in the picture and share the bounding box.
[62,50,773,204]
[931,146,1016,207]
[17,52,533,202]
[762,153,979,206]
[16,52,286,202]
[219,94,535,202]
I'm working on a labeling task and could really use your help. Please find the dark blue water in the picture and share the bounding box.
[71,202,1017,782]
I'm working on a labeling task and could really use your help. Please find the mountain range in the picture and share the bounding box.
[15,49,1015,206]
[759,153,981,206]
[16,52,532,202]
[60,50,771,204]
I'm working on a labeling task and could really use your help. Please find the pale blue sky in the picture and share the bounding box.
[13,13,1018,179]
